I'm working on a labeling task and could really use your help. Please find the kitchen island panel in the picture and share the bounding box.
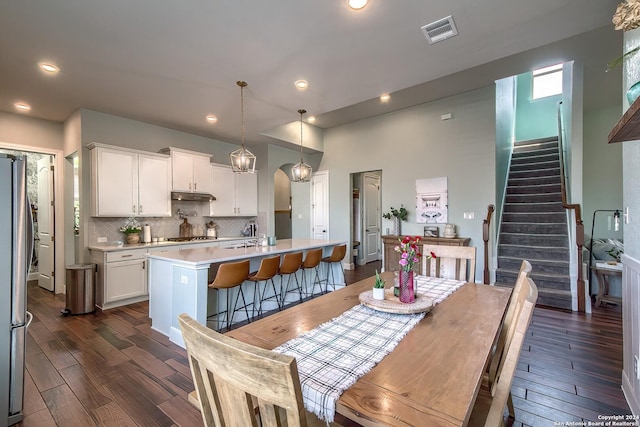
[147,239,345,347]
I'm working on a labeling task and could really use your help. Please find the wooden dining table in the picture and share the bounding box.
[226,271,511,426]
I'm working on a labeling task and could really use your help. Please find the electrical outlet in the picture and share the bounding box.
[97,237,107,243]
[180,275,188,285]
[463,212,474,220]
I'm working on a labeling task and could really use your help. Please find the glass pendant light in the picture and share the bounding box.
[230,81,256,173]
[291,109,313,182]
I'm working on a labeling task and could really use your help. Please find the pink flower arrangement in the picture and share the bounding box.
[394,236,436,272]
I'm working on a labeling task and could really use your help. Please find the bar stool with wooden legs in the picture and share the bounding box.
[301,248,323,297]
[278,252,303,306]
[320,244,347,293]
[246,255,281,319]
[207,259,251,332]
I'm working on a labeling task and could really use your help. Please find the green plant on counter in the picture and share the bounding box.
[382,205,408,221]
[374,270,386,289]
[119,217,141,234]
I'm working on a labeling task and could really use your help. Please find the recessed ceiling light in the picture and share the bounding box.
[380,93,390,102]
[38,62,60,74]
[206,115,218,123]
[294,80,308,90]
[348,0,368,10]
[307,116,316,123]
[14,103,31,112]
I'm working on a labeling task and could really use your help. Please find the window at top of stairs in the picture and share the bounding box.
[532,63,563,99]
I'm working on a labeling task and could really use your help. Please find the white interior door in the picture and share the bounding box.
[311,171,329,240]
[37,157,54,291]
[362,173,381,263]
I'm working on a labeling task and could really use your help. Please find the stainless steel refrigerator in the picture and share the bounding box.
[0,154,34,426]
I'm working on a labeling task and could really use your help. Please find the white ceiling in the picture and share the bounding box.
[0,0,622,150]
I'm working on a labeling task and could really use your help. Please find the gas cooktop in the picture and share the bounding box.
[166,236,214,242]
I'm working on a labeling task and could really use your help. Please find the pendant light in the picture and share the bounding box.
[291,109,313,182]
[230,81,256,173]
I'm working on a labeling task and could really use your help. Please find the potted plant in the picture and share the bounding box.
[372,270,386,300]
[120,217,142,244]
[383,205,408,236]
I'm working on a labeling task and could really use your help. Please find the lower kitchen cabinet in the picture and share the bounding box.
[91,248,149,310]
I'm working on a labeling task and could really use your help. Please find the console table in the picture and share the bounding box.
[382,235,470,273]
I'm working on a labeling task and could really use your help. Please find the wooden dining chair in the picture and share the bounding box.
[421,244,477,282]
[485,260,532,394]
[468,278,538,426]
[178,313,341,427]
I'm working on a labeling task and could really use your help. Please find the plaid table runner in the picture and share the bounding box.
[273,275,466,422]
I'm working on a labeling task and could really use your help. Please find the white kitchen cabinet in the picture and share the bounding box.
[90,248,148,310]
[209,164,258,216]
[164,147,212,194]
[88,143,171,217]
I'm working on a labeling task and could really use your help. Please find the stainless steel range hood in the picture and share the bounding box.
[171,191,216,202]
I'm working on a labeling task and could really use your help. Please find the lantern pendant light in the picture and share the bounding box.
[291,109,313,182]
[230,81,256,173]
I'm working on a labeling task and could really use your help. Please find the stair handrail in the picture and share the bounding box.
[483,204,495,284]
[557,101,586,312]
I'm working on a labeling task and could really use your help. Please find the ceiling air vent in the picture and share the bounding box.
[421,15,458,45]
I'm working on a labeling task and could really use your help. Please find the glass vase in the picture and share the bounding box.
[627,81,640,105]
[399,269,415,303]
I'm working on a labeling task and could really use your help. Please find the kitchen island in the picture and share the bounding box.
[146,238,345,347]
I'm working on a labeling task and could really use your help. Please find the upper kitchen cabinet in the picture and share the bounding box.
[88,143,171,217]
[209,164,257,217]
[162,147,212,194]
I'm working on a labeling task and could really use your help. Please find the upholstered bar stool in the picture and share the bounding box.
[301,248,323,297]
[321,244,347,293]
[207,259,250,332]
[278,252,303,306]
[246,255,281,319]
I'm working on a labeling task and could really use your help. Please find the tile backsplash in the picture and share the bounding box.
[87,200,262,243]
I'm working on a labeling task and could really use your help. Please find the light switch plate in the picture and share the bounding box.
[180,275,188,285]
[463,212,474,219]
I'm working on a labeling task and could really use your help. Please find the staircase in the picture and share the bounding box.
[495,136,572,310]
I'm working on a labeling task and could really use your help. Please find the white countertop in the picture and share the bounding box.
[88,236,252,252]
[146,238,345,266]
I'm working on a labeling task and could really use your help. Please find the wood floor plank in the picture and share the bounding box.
[41,383,97,426]
[38,338,78,371]
[23,369,47,417]
[97,367,175,427]
[19,408,57,427]
[93,324,135,351]
[58,364,113,411]
[25,351,65,392]
[91,401,139,426]
[121,345,177,378]
[158,395,204,427]
[165,357,192,378]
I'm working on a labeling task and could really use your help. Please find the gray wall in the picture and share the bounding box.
[495,76,516,239]
[320,86,497,282]
[583,105,623,240]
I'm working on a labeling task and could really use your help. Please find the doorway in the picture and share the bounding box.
[351,170,382,266]
[0,148,55,290]
[274,168,292,239]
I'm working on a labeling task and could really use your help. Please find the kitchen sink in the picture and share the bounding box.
[224,240,257,249]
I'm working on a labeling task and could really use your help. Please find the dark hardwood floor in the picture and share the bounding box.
[20,262,631,426]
